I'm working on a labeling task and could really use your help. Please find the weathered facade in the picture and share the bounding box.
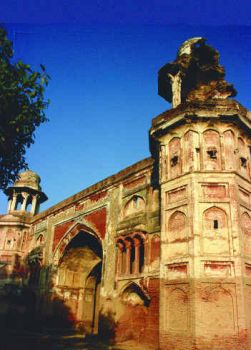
[0,38,251,350]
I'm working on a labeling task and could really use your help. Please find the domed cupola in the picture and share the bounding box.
[4,170,47,215]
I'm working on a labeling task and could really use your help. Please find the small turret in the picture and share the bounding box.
[4,170,47,215]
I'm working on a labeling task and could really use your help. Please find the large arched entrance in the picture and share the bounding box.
[55,230,102,332]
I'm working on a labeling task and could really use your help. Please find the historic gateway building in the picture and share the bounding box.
[0,38,251,350]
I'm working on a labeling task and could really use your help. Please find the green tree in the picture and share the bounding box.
[0,26,50,190]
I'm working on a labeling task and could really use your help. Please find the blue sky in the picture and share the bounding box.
[0,1,251,213]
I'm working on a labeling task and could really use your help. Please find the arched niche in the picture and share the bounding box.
[168,211,186,231]
[168,211,187,242]
[4,229,17,250]
[124,195,145,217]
[183,130,199,172]
[202,207,229,255]
[203,206,227,231]
[166,211,188,257]
[116,282,150,342]
[238,137,249,176]
[167,288,189,331]
[241,212,251,255]
[168,137,181,178]
[223,130,235,170]
[201,286,234,332]
[203,129,221,171]
[121,282,150,307]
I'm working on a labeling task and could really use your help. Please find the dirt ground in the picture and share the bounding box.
[0,331,157,350]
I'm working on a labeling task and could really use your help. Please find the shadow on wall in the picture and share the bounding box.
[0,253,117,347]
[0,282,75,334]
[84,311,117,347]
[0,282,118,349]
[0,249,75,335]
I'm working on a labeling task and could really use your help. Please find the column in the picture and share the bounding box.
[7,198,12,213]
[21,193,29,211]
[134,239,140,275]
[116,243,123,276]
[10,193,17,211]
[31,194,38,214]
[125,241,131,275]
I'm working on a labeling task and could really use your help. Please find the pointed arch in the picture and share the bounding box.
[203,129,221,170]
[241,212,251,235]
[183,130,200,172]
[201,286,235,331]
[241,212,251,255]
[168,210,186,232]
[120,281,150,306]
[223,129,235,170]
[53,221,102,265]
[203,206,227,231]
[53,222,103,333]
[167,287,189,330]
[168,137,181,178]
[124,195,145,217]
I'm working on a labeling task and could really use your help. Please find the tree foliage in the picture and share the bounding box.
[0,26,50,190]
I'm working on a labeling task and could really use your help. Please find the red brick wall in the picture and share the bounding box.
[84,207,106,239]
[53,221,74,251]
[150,236,160,263]
[116,278,159,346]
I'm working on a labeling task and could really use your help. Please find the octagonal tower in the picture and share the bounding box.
[151,38,251,350]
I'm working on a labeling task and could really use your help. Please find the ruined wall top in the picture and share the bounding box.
[158,37,237,108]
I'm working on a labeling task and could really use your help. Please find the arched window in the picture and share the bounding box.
[169,137,181,178]
[124,195,145,217]
[203,130,221,170]
[238,137,249,177]
[116,233,146,276]
[203,207,227,231]
[183,130,199,172]
[133,234,145,274]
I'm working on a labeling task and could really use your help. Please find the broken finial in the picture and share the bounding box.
[158,37,237,108]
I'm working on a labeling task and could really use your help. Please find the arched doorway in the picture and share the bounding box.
[55,230,102,332]
[116,283,150,342]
